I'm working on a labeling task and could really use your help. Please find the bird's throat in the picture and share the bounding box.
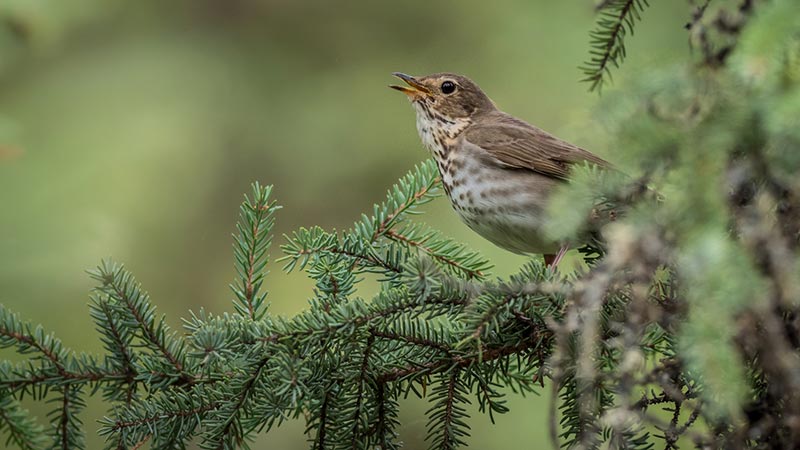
[412,100,469,161]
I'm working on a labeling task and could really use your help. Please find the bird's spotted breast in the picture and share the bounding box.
[410,98,561,255]
[449,164,562,254]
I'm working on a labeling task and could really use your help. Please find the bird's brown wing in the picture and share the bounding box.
[463,112,610,180]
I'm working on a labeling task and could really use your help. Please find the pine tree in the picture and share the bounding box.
[2,1,800,448]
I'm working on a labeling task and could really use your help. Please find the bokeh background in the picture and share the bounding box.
[0,0,688,448]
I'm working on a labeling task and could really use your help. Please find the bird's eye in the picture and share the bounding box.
[441,81,456,94]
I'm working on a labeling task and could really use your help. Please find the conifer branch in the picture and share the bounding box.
[312,390,332,450]
[90,297,138,403]
[0,305,70,374]
[378,339,540,383]
[0,393,46,450]
[0,367,127,391]
[370,328,453,355]
[129,435,151,450]
[426,368,469,450]
[89,262,188,379]
[105,401,218,433]
[581,0,652,91]
[375,382,389,449]
[349,335,375,448]
[206,355,271,448]
[50,386,85,450]
[367,162,442,244]
[385,227,490,280]
[232,183,279,321]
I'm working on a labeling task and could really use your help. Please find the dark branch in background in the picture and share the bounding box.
[686,0,756,67]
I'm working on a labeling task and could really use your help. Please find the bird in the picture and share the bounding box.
[389,72,611,267]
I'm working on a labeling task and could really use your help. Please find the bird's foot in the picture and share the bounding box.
[543,246,569,268]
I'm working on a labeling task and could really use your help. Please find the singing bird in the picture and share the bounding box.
[390,72,611,266]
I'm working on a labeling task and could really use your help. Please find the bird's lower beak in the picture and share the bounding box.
[389,72,430,98]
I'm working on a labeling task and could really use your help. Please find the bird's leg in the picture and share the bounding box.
[543,246,569,267]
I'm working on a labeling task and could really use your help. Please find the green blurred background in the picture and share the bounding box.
[0,0,688,447]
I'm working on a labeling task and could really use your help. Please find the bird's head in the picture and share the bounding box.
[389,72,496,121]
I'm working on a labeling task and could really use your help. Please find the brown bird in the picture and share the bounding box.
[389,72,611,266]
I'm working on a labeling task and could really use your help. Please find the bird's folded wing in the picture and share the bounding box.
[463,115,610,181]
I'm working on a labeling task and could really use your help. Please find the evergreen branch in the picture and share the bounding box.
[0,392,47,450]
[202,355,271,449]
[371,328,452,355]
[461,275,564,351]
[0,367,127,391]
[102,397,218,439]
[281,227,403,274]
[471,369,509,424]
[49,386,85,450]
[129,435,151,450]
[312,390,331,450]
[375,382,388,450]
[349,335,375,448]
[307,256,357,305]
[378,339,540,384]
[366,160,442,244]
[280,161,440,280]
[107,404,218,430]
[89,297,138,403]
[89,261,189,379]
[385,226,491,280]
[581,0,651,91]
[260,292,469,345]
[426,368,469,450]
[0,304,70,374]
[58,389,72,450]
[372,381,400,450]
[232,183,279,320]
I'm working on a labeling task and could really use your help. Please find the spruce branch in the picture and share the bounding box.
[0,304,72,374]
[99,388,219,447]
[385,225,491,280]
[231,183,279,321]
[311,390,331,450]
[49,385,85,450]
[88,261,189,382]
[377,339,541,384]
[581,0,652,91]
[88,297,138,404]
[349,334,375,448]
[373,382,400,450]
[0,393,46,450]
[370,327,453,355]
[281,226,403,274]
[364,160,442,244]
[0,365,127,392]
[426,368,470,450]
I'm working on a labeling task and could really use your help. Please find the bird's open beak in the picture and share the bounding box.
[389,72,430,98]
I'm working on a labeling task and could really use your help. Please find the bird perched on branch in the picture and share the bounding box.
[390,72,611,266]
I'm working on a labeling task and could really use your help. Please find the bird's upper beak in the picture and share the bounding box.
[389,72,431,98]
